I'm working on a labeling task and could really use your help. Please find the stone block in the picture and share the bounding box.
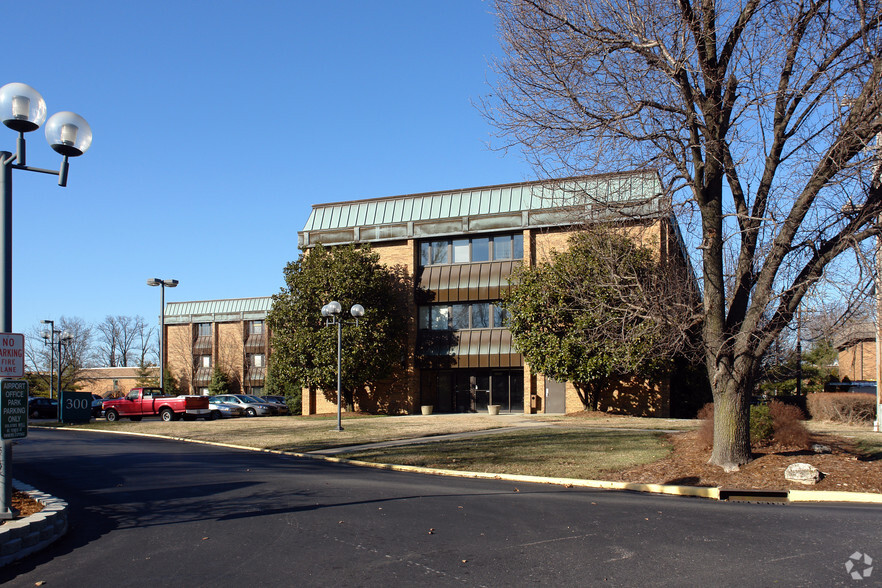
[785,462,822,485]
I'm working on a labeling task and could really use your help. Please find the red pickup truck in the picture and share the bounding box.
[103,388,210,422]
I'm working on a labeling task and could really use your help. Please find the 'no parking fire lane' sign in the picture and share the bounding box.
[0,334,24,378]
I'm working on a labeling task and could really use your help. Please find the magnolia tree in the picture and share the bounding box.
[486,0,882,467]
[502,227,700,410]
[267,244,409,411]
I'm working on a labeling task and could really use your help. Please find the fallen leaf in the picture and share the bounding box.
[462,560,467,563]
[202,537,209,541]
[35,582,45,587]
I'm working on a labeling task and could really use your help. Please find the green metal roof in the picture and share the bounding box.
[164,297,273,324]
[299,171,665,247]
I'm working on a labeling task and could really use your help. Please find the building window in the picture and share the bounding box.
[471,237,490,262]
[249,353,265,368]
[248,320,264,335]
[420,302,508,330]
[471,303,490,328]
[420,241,448,265]
[199,355,211,368]
[196,323,211,337]
[493,304,510,328]
[419,233,523,266]
[452,239,470,263]
[431,306,450,330]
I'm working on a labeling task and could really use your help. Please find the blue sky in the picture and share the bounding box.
[4,1,532,336]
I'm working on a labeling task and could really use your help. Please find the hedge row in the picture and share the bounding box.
[805,393,877,424]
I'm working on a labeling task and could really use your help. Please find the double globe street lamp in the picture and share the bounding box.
[0,82,91,330]
[0,83,91,519]
[321,301,364,431]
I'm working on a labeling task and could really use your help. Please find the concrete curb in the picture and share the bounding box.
[0,480,68,568]
[45,426,882,504]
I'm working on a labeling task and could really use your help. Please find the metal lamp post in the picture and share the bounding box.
[55,331,72,401]
[42,327,72,403]
[147,278,178,393]
[0,83,91,519]
[40,319,54,399]
[321,301,364,431]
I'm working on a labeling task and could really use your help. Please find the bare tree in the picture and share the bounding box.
[486,0,882,467]
[96,315,154,367]
[137,320,157,367]
[25,316,95,394]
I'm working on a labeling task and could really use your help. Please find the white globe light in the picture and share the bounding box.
[0,83,46,132]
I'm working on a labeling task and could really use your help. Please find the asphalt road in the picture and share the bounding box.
[1,428,880,587]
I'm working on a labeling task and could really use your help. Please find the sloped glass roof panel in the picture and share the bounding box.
[300,172,662,233]
[165,297,273,318]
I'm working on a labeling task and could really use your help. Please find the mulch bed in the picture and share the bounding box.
[608,430,882,493]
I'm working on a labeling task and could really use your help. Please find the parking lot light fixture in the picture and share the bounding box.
[40,319,55,399]
[147,278,178,393]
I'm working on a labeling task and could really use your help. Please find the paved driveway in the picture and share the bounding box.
[1,428,880,587]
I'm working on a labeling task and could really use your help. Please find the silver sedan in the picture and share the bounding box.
[211,394,275,417]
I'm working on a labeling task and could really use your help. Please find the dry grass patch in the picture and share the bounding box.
[345,428,673,479]
[59,414,535,452]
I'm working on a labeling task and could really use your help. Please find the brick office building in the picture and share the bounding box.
[163,298,272,396]
[298,172,698,416]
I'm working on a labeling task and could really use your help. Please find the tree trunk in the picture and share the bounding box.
[710,379,752,467]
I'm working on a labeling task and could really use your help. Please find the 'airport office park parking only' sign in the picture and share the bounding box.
[1,380,28,440]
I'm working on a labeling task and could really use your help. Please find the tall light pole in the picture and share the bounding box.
[147,278,178,393]
[0,83,91,520]
[321,301,364,431]
[40,319,54,399]
[42,327,72,402]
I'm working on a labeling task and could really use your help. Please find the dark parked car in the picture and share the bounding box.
[258,396,290,415]
[91,394,105,417]
[28,397,58,419]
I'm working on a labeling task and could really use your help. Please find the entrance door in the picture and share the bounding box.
[545,378,566,414]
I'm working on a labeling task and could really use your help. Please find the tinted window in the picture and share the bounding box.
[471,238,490,262]
[493,235,512,260]
[451,304,470,329]
[472,303,490,328]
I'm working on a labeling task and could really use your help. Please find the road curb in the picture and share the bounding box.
[44,426,882,504]
[0,480,68,568]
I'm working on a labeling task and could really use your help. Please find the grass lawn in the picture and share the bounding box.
[331,428,672,479]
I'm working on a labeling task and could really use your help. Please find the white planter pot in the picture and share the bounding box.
[488,405,500,415]
[421,405,433,416]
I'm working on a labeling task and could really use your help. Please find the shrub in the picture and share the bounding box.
[696,400,809,448]
[806,393,876,424]
[750,404,774,445]
[697,403,714,448]
[768,400,810,448]
[285,389,302,416]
